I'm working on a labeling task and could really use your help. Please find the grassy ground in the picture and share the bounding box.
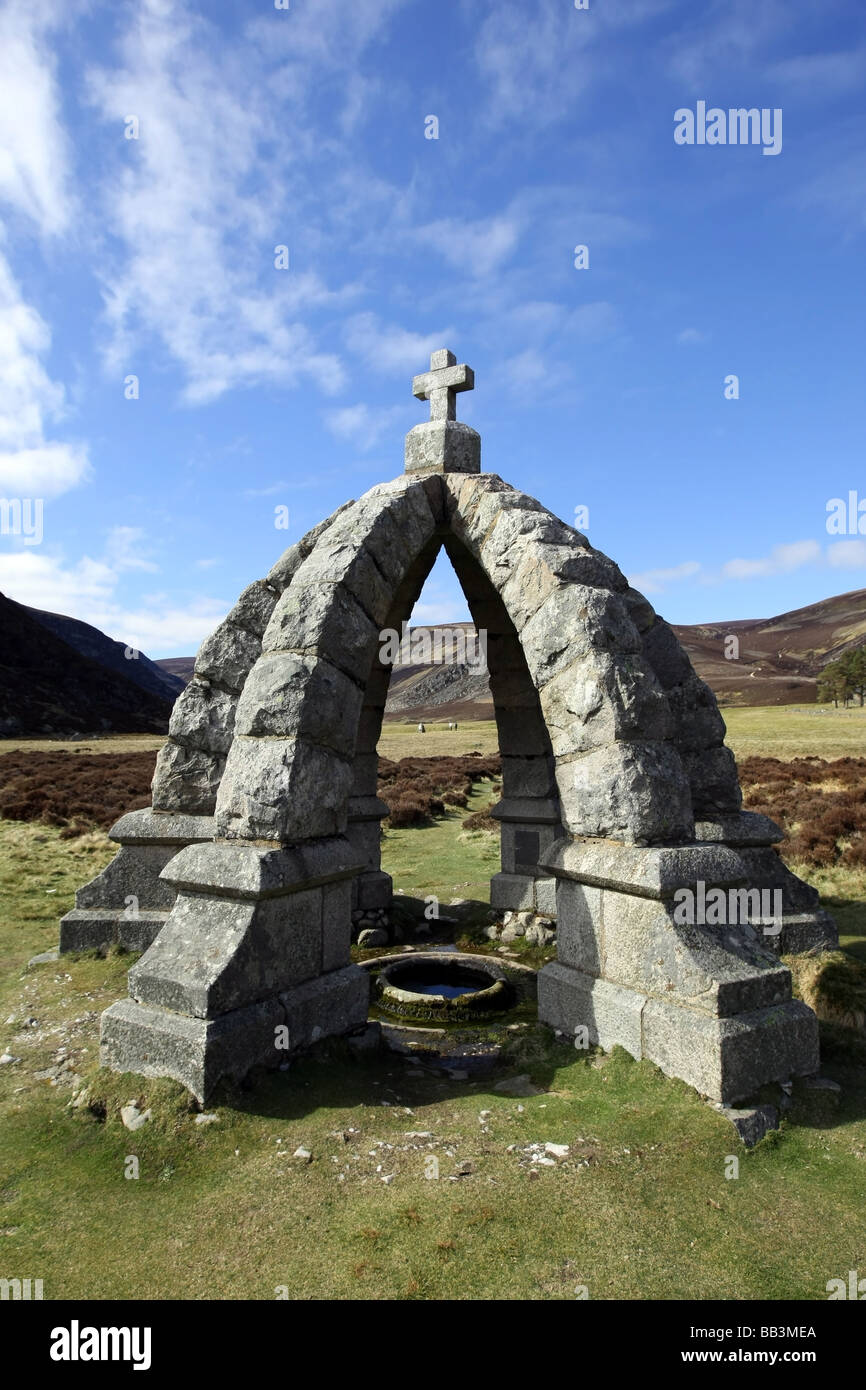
[0,733,166,757]
[1,802,865,1300]
[2,704,866,1299]
[721,705,866,761]
[378,706,866,762]
[2,703,863,763]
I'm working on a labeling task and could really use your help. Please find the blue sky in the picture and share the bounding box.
[0,0,864,656]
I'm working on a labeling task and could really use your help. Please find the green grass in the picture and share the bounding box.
[722,704,866,761]
[383,783,501,905]
[379,706,866,763]
[2,807,866,1300]
[3,703,863,765]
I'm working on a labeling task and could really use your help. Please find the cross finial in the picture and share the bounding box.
[412,349,474,423]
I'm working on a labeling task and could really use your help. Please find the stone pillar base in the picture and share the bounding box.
[101,964,369,1102]
[537,832,829,1105]
[490,872,557,916]
[538,961,819,1106]
[59,908,168,954]
[58,808,214,954]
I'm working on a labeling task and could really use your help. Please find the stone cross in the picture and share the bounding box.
[412,349,474,422]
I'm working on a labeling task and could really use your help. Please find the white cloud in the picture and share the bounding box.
[0,1,74,234]
[409,600,470,626]
[413,214,521,279]
[85,0,368,406]
[722,540,821,580]
[243,481,288,498]
[629,561,701,595]
[677,327,708,345]
[0,550,115,610]
[476,0,673,127]
[828,540,866,569]
[0,546,226,653]
[664,0,785,91]
[344,314,454,375]
[104,526,159,573]
[768,48,866,96]
[325,403,404,452]
[0,253,90,499]
[0,7,89,501]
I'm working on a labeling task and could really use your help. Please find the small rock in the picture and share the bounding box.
[194,1113,219,1126]
[479,1109,492,1120]
[805,1077,841,1093]
[293,1146,312,1162]
[120,1104,152,1132]
[720,1103,778,1148]
[455,1160,473,1176]
[27,950,59,967]
[0,1054,20,1066]
[357,928,388,948]
[545,1142,569,1159]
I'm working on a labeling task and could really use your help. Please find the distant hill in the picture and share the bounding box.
[154,656,196,686]
[150,589,866,722]
[27,605,185,703]
[0,592,175,737]
[381,589,866,720]
[674,588,866,707]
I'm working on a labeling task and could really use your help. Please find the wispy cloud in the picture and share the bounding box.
[243,481,288,498]
[629,560,701,595]
[84,0,398,406]
[677,327,709,345]
[631,538,836,596]
[103,525,158,573]
[325,403,405,452]
[0,1,75,235]
[828,540,866,570]
[343,314,454,375]
[413,214,521,279]
[0,546,226,653]
[0,3,89,499]
[722,540,821,580]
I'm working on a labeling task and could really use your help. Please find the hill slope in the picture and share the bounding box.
[674,588,866,707]
[28,606,184,703]
[382,589,866,720]
[0,592,174,737]
[152,589,866,721]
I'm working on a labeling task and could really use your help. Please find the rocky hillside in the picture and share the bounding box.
[382,590,866,719]
[155,589,866,720]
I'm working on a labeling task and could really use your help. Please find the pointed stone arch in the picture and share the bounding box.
[78,351,835,1106]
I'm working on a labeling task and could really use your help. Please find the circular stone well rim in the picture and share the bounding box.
[374,952,514,1022]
